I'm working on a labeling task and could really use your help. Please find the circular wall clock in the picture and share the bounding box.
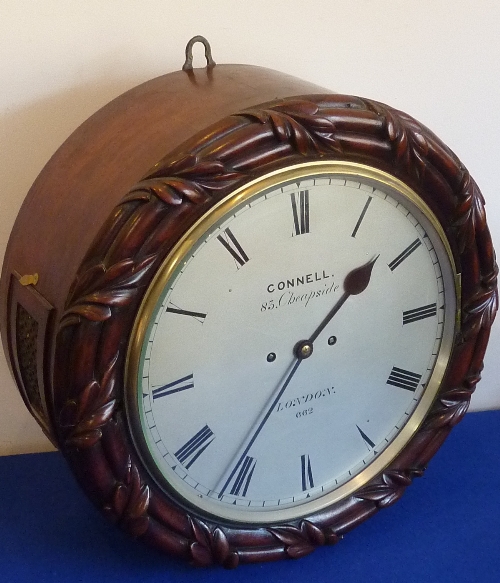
[0,37,497,567]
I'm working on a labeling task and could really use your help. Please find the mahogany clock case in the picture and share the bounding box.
[0,61,327,436]
[0,42,497,567]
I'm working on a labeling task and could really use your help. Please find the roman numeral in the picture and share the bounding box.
[219,456,257,498]
[301,454,314,491]
[166,304,206,323]
[152,373,194,400]
[291,190,310,235]
[356,425,375,449]
[174,424,215,469]
[403,303,437,325]
[228,455,256,496]
[217,228,249,267]
[351,196,372,238]
[388,238,422,271]
[386,367,422,392]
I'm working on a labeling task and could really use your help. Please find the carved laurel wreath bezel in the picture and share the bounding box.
[54,94,497,567]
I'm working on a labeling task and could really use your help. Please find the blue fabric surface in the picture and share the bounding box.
[0,410,499,583]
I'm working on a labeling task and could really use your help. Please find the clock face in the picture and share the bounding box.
[126,162,457,523]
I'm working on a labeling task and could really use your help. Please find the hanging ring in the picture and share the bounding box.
[182,36,216,71]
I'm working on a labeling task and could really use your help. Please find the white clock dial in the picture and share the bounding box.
[126,163,457,523]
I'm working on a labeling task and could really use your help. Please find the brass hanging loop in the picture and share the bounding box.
[182,36,216,71]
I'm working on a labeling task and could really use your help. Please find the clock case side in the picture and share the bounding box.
[51,93,497,566]
[0,64,329,443]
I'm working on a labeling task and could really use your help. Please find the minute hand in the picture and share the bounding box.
[215,256,378,498]
[308,255,379,344]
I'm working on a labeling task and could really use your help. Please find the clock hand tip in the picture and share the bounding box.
[344,255,379,295]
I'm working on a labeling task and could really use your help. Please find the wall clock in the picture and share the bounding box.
[0,37,497,567]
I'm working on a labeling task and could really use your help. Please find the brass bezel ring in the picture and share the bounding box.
[125,160,459,524]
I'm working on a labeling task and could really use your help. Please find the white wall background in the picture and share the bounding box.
[1,1,499,455]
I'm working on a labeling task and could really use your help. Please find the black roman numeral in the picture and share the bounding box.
[227,456,257,497]
[174,424,215,469]
[351,196,372,238]
[166,304,207,323]
[402,303,437,325]
[301,454,314,491]
[291,190,310,235]
[356,425,375,449]
[388,238,422,271]
[386,367,422,392]
[217,228,249,267]
[152,374,194,400]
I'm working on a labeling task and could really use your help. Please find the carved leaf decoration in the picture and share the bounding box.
[60,353,118,448]
[152,153,243,184]
[126,178,203,205]
[242,100,341,156]
[113,484,129,517]
[286,544,315,560]
[55,93,498,565]
[190,516,212,548]
[366,100,429,181]
[70,263,106,300]
[60,303,112,328]
[73,401,115,434]
[103,457,150,538]
[220,551,239,570]
[187,517,239,568]
[452,168,498,343]
[102,255,157,289]
[174,158,244,191]
[269,520,327,559]
[423,381,478,430]
[453,173,486,254]
[424,399,469,431]
[78,288,136,307]
[124,155,244,205]
[301,520,326,546]
[212,528,231,565]
[60,255,157,329]
[72,255,156,302]
[188,517,214,567]
[57,314,82,328]
[323,526,342,546]
[355,470,421,508]
[460,267,499,342]
[439,400,470,427]
[189,543,213,568]
[393,120,429,179]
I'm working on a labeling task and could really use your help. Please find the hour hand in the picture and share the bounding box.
[308,255,379,344]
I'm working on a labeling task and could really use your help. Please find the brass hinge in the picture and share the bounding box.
[19,273,39,286]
